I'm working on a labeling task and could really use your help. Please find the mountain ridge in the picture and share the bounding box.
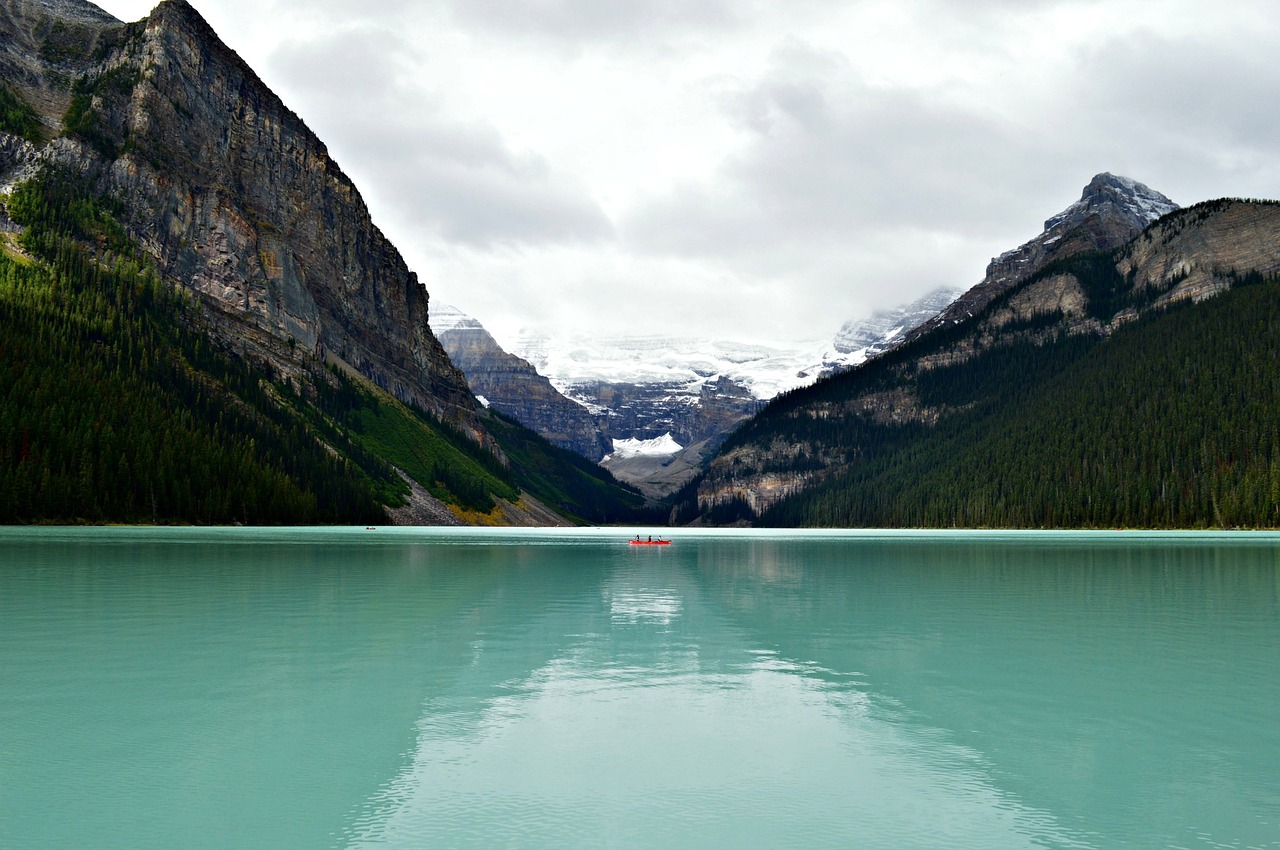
[904,173,1177,347]
[430,303,613,461]
[0,0,650,526]
[2,0,478,421]
[677,173,1280,526]
[429,288,959,498]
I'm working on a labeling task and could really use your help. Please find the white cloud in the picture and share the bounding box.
[439,0,747,45]
[264,26,614,248]
[90,0,1280,344]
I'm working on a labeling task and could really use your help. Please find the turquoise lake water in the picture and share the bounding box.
[1,527,1278,849]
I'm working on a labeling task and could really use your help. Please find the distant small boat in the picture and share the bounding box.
[629,538,671,546]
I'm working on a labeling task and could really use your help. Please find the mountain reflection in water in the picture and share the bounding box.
[2,528,1277,850]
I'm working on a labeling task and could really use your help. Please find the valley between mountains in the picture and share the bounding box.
[5,0,1280,528]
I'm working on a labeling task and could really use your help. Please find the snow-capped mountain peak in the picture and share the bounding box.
[513,332,828,402]
[1043,173,1177,234]
[428,302,486,334]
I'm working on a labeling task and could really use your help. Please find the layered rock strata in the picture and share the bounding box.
[431,304,612,460]
[906,173,1177,345]
[696,173,1189,520]
[0,0,476,420]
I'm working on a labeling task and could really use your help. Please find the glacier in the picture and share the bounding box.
[605,432,684,461]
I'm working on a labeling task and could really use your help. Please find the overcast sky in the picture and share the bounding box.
[93,0,1280,348]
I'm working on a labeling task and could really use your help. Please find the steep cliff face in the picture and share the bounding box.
[430,304,612,460]
[3,0,475,418]
[0,0,657,527]
[1120,200,1280,305]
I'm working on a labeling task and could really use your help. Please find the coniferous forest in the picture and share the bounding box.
[726,265,1280,529]
[680,216,1280,527]
[0,166,648,525]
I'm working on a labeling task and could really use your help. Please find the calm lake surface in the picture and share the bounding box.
[1,527,1278,849]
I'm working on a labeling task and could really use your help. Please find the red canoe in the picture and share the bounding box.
[629,539,671,546]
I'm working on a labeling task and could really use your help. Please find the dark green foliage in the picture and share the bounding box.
[483,410,655,524]
[758,282,1280,528]
[344,391,516,515]
[62,92,112,159]
[1041,251,1128,321]
[0,168,393,524]
[62,66,139,159]
[702,496,756,526]
[666,475,705,526]
[8,168,133,256]
[0,84,43,142]
[307,377,651,521]
[689,218,1280,529]
[0,165,655,526]
[914,335,1093,410]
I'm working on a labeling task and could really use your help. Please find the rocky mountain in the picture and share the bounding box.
[2,0,475,418]
[679,177,1280,528]
[826,286,963,370]
[906,173,1177,345]
[0,0,647,526]
[508,332,776,498]
[502,292,958,498]
[430,303,612,461]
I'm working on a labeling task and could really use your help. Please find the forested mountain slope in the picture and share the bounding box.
[679,197,1280,528]
[0,0,647,525]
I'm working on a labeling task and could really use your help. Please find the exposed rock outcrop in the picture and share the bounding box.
[907,173,1177,345]
[690,174,1243,523]
[1121,200,1280,306]
[431,303,612,460]
[1,0,476,421]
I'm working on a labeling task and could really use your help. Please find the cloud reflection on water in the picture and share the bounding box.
[341,543,1094,849]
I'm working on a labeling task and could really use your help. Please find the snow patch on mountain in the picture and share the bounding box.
[829,287,962,364]
[1044,173,1178,233]
[428,303,485,333]
[606,432,684,460]
[511,287,963,417]
[514,332,829,401]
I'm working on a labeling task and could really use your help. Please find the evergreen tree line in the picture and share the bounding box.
[759,278,1280,528]
[0,166,651,525]
[0,168,398,524]
[484,410,655,525]
[679,241,1280,529]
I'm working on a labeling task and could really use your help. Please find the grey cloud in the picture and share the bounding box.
[1068,31,1280,193]
[286,0,416,12]
[617,6,1280,323]
[271,23,408,100]
[440,0,747,46]
[267,28,613,248]
[360,128,616,247]
[623,40,1055,263]
[211,0,1280,341]
[438,0,1075,47]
